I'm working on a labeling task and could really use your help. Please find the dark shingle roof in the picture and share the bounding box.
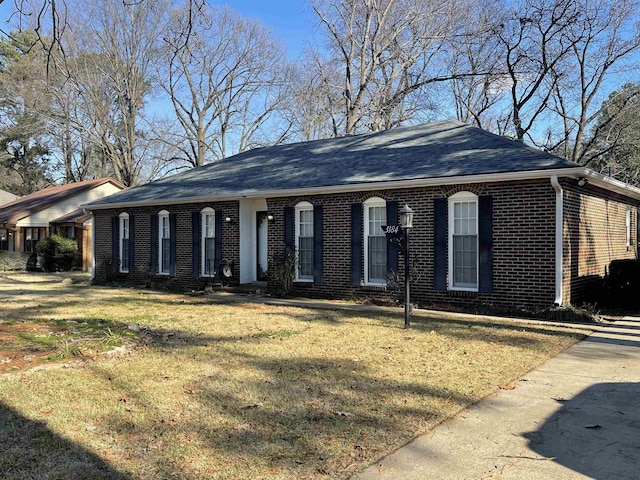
[88,121,579,208]
[0,178,125,225]
[51,208,92,224]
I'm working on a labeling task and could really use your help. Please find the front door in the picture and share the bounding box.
[256,211,269,281]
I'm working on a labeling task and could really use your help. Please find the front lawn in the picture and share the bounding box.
[0,272,591,479]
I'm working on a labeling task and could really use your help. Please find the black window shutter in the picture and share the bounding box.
[128,215,135,274]
[150,215,158,275]
[284,207,294,256]
[111,216,118,273]
[351,203,363,287]
[386,200,398,277]
[434,198,448,291]
[169,213,177,276]
[214,210,223,270]
[192,211,200,278]
[478,195,493,293]
[313,204,323,284]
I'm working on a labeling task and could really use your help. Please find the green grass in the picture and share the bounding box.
[0,272,592,479]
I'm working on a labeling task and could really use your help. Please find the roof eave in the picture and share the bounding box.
[85,167,587,211]
[583,169,640,200]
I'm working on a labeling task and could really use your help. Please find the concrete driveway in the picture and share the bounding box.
[355,317,640,480]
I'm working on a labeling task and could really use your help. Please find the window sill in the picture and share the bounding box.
[361,284,387,291]
[449,287,478,293]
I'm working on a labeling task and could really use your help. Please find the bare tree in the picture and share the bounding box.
[56,0,168,186]
[310,0,478,136]
[491,0,588,143]
[588,83,640,183]
[158,1,291,167]
[548,0,640,164]
[284,51,345,141]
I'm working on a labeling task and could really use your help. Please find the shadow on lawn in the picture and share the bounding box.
[0,401,130,480]
[92,347,462,477]
[407,315,589,346]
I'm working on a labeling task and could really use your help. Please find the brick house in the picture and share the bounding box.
[0,178,125,269]
[86,121,640,310]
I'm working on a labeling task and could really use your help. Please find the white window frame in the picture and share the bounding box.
[119,213,130,273]
[295,201,314,282]
[363,197,387,286]
[158,210,170,275]
[201,207,216,277]
[626,209,631,248]
[448,191,479,292]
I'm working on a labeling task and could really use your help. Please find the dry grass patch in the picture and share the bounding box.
[0,272,591,479]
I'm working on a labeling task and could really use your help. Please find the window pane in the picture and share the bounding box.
[161,217,169,238]
[162,238,170,272]
[368,235,387,282]
[368,206,386,236]
[453,235,477,287]
[204,215,215,238]
[122,242,130,271]
[298,236,314,277]
[298,209,313,237]
[366,205,387,283]
[122,218,129,239]
[204,237,216,275]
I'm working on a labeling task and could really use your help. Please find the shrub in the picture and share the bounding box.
[36,235,78,272]
[603,259,640,309]
[268,249,297,297]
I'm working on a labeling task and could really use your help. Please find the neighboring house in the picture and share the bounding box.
[0,178,125,269]
[86,121,640,310]
[0,188,19,206]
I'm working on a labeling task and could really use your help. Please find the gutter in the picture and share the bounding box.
[550,176,563,306]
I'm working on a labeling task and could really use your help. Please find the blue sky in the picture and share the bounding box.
[220,0,316,59]
[0,0,317,60]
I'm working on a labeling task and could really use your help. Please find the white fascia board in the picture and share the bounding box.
[582,168,640,200]
[85,167,587,211]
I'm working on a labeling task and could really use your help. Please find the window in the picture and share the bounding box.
[295,202,314,281]
[24,227,40,253]
[201,208,216,276]
[67,226,75,240]
[119,213,130,273]
[626,210,631,248]
[0,228,7,251]
[364,197,387,285]
[448,192,478,291]
[158,210,170,275]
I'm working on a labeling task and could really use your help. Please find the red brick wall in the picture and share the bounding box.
[267,179,558,310]
[91,178,639,311]
[562,180,638,305]
[93,202,240,289]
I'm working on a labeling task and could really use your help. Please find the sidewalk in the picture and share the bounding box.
[353,317,640,480]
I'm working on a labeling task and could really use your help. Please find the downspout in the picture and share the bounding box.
[550,176,563,305]
[89,212,96,281]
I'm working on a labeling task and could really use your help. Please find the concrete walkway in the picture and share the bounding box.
[354,317,640,480]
